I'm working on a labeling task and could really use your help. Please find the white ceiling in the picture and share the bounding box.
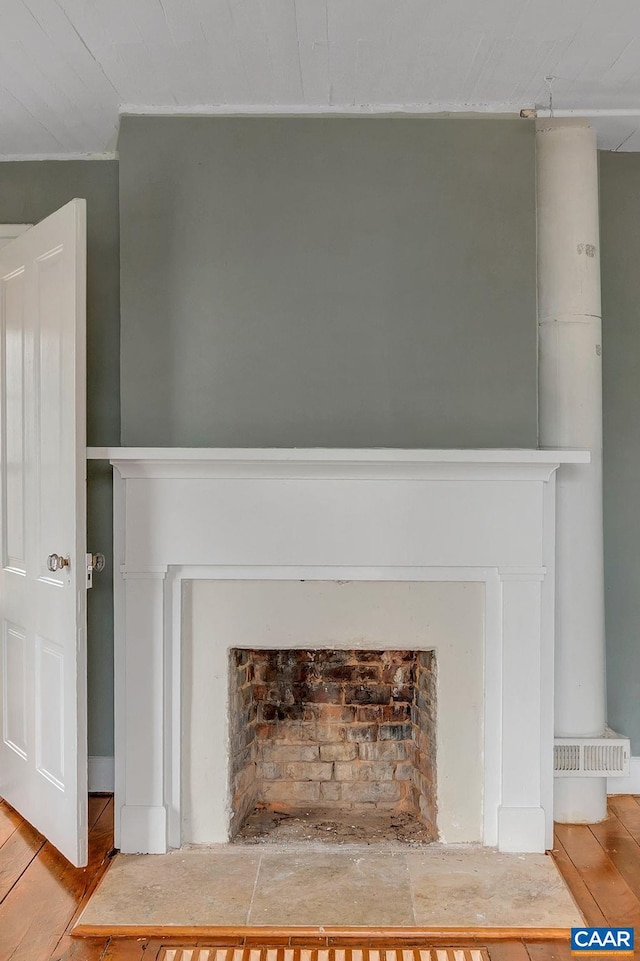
[4,0,640,157]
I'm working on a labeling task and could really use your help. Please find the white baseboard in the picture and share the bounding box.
[88,755,115,793]
[608,756,640,795]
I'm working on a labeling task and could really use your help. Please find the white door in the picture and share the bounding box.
[0,200,88,866]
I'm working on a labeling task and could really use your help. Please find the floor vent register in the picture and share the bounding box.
[158,948,489,961]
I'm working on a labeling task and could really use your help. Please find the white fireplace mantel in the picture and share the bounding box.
[88,447,589,855]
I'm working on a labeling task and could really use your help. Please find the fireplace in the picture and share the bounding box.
[181,578,482,848]
[227,647,437,842]
[92,446,589,854]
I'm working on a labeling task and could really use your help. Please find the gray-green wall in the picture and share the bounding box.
[6,127,638,768]
[119,117,538,448]
[600,153,640,754]
[0,161,120,758]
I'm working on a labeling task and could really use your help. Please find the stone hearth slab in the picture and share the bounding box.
[249,849,415,926]
[78,848,262,926]
[75,844,582,932]
[406,848,581,927]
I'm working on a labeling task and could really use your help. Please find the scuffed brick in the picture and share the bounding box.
[358,741,407,761]
[390,686,414,703]
[341,781,402,803]
[315,722,347,743]
[381,664,415,686]
[394,762,414,781]
[310,704,357,722]
[233,762,257,796]
[304,682,344,703]
[355,705,385,723]
[261,780,321,803]
[319,743,358,762]
[282,761,334,781]
[260,762,280,780]
[345,684,390,705]
[417,730,433,756]
[385,703,412,721]
[345,724,378,743]
[271,721,318,742]
[262,743,319,762]
[320,781,343,802]
[379,723,412,740]
[258,702,278,722]
[320,664,379,682]
[309,650,351,667]
[334,761,394,782]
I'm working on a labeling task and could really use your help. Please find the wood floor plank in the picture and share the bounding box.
[0,798,115,961]
[80,798,116,891]
[0,815,46,902]
[0,793,104,871]
[0,839,83,961]
[103,939,150,960]
[139,940,168,960]
[51,937,149,961]
[58,801,117,938]
[525,944,573,960]
[554,821,640,926]
[588,812,640,905]
[50,934,109,961]
[0,798,24,847]
[485,943,529,960]
[549,835,606,926]
[608,794,640,843]
[88,796,111,831]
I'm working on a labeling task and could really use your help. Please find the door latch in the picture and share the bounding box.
[86,552,106,589]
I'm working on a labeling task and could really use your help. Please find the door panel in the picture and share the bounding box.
[2,622,27,758]
[37,248,66,582]
[1,267,26,573]
[0,201,87,866]
[35,637,65,789]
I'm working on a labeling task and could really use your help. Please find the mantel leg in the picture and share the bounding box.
[498,574,547,852]
[118,572,168,854]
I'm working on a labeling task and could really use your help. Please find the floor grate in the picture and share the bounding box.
[158,949,490,961]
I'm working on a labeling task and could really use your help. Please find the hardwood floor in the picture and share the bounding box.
[1,795,640,961]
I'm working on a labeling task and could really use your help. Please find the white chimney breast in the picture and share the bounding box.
[89,446,589,854]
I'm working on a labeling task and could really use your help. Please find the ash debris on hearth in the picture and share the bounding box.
[235,805,432,845]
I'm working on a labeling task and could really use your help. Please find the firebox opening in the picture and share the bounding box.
[228,648,437,844]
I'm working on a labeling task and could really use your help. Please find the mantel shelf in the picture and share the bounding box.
[88,446,589,463]
[87,446,589,481]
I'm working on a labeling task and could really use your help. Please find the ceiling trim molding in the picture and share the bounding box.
[119,103,523,118]
[534,108,640,118]
[0,152,118,162]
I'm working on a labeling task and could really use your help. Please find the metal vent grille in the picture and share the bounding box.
[554,728,630,777]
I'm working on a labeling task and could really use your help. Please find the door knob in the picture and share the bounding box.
[47,553,70,572]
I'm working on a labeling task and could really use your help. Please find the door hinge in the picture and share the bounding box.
[86,552,105,589]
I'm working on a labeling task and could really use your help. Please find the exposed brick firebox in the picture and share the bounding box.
[228,649,436,840]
